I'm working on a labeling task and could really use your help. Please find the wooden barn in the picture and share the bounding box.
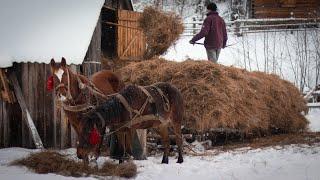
[249,0,320,18]
[0,0,146,150]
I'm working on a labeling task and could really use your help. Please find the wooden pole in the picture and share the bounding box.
[103,21,142,30]
[9,72,44,149]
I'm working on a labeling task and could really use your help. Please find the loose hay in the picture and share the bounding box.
[119,59,308,136]
[11,151,137,178]
[139,7,184,59]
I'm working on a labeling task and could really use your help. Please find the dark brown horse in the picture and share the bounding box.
[77,82,184,164]
[49,58,124,159]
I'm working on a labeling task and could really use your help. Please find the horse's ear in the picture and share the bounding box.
[50,58,56,72]
[50,58,55,67]
[61,57,66,67]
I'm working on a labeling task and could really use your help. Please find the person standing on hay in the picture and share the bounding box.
[189,2,228,63]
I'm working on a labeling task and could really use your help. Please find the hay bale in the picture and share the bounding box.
[139,7,184,59]
[11,151,137,178]
[118,59,308,136]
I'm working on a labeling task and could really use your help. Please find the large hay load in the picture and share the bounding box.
[119,59,308,137]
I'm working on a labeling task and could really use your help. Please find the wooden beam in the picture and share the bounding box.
[103,21,142,30]
[103,5,116,11]
[9,72,44,149]
[121,34,138,58]
[136,129,147,157]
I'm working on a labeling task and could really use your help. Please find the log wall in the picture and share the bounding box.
[252,0,320,18]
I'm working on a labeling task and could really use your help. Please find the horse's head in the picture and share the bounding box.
[76,114,103,163]
[49,57,74,102]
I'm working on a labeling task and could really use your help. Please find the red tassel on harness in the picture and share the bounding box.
[46,75,54,91]
[89,127,101,145]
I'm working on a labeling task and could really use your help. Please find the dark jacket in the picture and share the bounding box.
[191,11,227,49]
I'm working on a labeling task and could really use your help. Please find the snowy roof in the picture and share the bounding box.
[0,0,104,68]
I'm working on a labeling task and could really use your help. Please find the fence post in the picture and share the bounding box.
[193,17,196,36]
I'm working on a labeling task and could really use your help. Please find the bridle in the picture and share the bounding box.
[55,67,73,100]
[54,67,115,112]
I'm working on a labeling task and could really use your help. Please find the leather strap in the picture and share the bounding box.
[150,84,170,112]
[138,86,154,103]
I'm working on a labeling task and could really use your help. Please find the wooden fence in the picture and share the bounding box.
[183,17,320,36]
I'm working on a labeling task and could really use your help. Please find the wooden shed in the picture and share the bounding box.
[250,0,320,18]
[0,0,146,150]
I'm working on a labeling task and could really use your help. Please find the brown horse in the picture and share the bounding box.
[49,58,124,159]
[76,82,184,164]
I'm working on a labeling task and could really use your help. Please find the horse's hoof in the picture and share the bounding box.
[177,157,183,164]
[119,159,124,164]
[161,156,169,164]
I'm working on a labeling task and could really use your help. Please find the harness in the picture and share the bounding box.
[98,85,171,137]
[54,68,171,135]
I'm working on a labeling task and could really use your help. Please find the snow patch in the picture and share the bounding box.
[307,109,320,132]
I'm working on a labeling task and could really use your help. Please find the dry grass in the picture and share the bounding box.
[11,151,137,178]
[118,58,308,136]
[139,7,184,59]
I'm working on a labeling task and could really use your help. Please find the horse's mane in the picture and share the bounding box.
[80,84,142,130]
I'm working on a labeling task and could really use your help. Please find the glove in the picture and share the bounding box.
[189,40,195,45]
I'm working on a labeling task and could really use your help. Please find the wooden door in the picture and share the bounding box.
[117,10,146,59]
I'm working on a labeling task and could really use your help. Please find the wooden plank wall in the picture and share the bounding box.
[85,16,101,63]
[0,63,54,148]
[253,0,320,18]
[117,9,146,59]
[0,62,102,149]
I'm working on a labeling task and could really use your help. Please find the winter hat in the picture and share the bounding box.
[207,3,217,11]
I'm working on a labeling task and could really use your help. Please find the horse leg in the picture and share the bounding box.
[112,132,126,164]
[158,125,170,164]
[172,123,184,163]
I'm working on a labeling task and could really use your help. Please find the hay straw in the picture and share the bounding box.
[11,151,137,178]
[118,59,308,136]
[139,7,184,59]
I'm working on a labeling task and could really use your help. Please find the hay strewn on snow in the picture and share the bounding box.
[11,151,137,178]
[139,7,184,59]
[119,59,308,135]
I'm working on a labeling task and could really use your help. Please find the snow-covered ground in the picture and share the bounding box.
[0,109,319,180]
[1,145,320,180]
